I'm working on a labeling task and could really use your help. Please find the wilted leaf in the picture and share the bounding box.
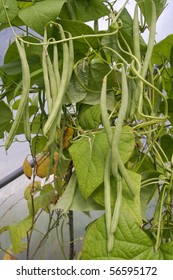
[23,156,32,179]
[36,152,59,178]
[24,181,41,200]
[36,153,51,178]
[63,127,74,149]
[27,184,57,214]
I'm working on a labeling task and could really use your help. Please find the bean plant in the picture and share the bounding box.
[0,0,173,259]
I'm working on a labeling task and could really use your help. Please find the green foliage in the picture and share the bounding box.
[18,0,67,35]
[69,126,135,199]
[1,0,173,260]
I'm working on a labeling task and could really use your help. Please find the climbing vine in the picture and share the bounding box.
[1,0,173,259]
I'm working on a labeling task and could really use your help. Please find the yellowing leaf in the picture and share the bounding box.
[36,152,59,178]
[23,156,32,179]
[63,127,74,149]
[24,181,41,200]
[53,151,59,174]
[36,153,50,178]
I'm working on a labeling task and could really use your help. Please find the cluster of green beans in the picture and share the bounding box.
[101,65,135,253]
[99,1,169,254]
[5,38,31,150]
[130,1,168,121]
[42,24,74,142]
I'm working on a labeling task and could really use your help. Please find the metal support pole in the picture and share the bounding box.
[0,160,34,189]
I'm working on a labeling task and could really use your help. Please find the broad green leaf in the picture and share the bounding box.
[78,104,101,130]
[63,73,87,104]
[31,135,48,156]
[160,134,173,161]
[30,114,45,134]
[88,59,114,91]
[0,15,24,31]
[0,0,18,23]
[69,126,135,199]
[0,100,12,124]
[54,182,103,212]
[8,216,32,254]
[59,0,109,22]
[79,214,154,259]
[80,169,173,260]
[0,60,22,75]
[92,176,117,207]
[92,170,141,222]
[4,36,42,64]
[80,170,144,259]
[82,91,115,111]
[17,1,33,9]
[56,19,99,54]
[80,213,173,259]
[152,35,173,65]
[18,0,66,35]
[136,0,167,26]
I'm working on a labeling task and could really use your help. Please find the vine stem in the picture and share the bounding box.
[68,210,75,260]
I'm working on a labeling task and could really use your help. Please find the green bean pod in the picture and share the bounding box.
[53,42,61,91]
[110,173,122,234]
[23,99,31,142]
[46,53,58,104]
[5,38,30,150]
[141,1,156,78]
[111,65,128,177]
[42,28,52,114]
[133,5,141,63]
[100,74,113,145]
[104,150,112,252]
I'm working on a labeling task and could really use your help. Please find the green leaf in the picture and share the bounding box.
[63,73,87,104]
[59,0,109,22]
[88,58,115,91]
[4,36,42,65]
[92,176,117,207]
[69,126,135,199]
[79,168,173,260]
[136,0,167,26]
[31,135,48,156]
[80,212,173,260]
[0,0,18,23]
[78,104,101,130]
[81,90,115,111]
[18,0,67,35]
[0,60,22,75]
[152,35,173,65]
[27,184,56,215]
[0,100,12,124]
[80,170,144,259]
[17,0,33,9]
[160,134,173,161]
[56,19,99,54]
[8,216,32,254]
[54,183,103,212]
